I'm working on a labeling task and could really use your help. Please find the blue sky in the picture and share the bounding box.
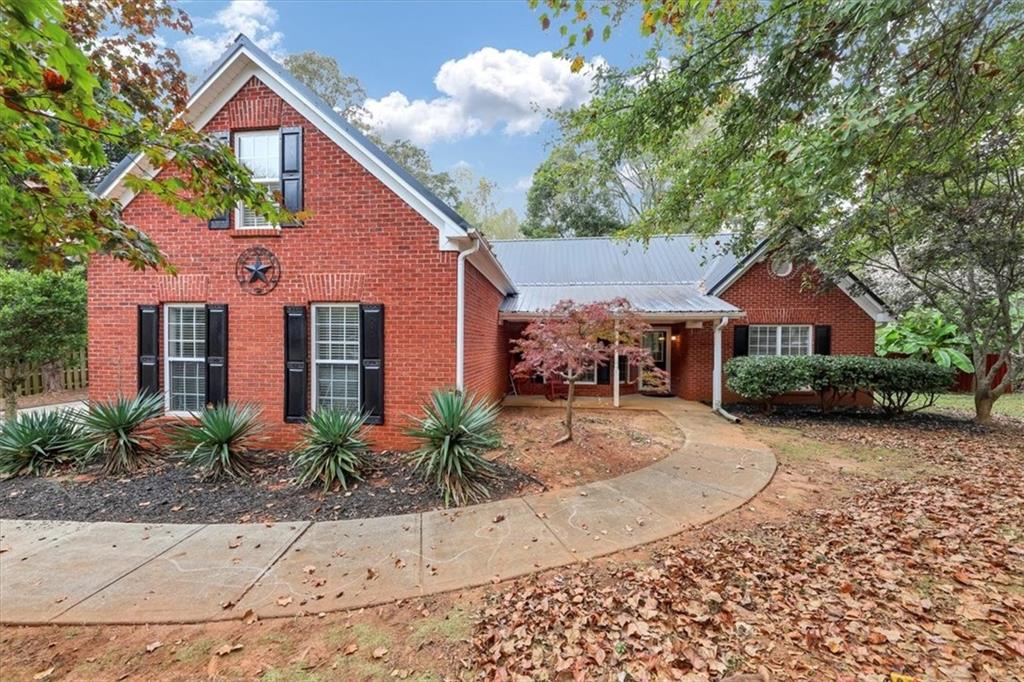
[174,0,650,216]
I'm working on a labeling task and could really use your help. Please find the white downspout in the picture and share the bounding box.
[713,316,740,423]
[456,234,481,392]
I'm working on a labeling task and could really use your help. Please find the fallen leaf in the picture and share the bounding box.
[214,643,243,657]
[33,668,55,680]
[372,646,388,659]
[276,596,293,607]
[145,641,162,653]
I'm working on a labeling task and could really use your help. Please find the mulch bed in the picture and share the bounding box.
[0,452,540,524]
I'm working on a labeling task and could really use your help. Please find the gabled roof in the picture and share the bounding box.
[96,34,473,243]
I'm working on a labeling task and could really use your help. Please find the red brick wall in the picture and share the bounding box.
[88,76,478,450]
[463,262,507,402]
[677,260,878,403]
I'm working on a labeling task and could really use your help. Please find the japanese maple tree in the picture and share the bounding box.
[512,299,666,444]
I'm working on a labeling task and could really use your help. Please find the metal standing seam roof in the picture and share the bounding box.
[490,236,745,315]
[95,35,472,234]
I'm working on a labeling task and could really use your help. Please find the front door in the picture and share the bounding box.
[641,328,671,393]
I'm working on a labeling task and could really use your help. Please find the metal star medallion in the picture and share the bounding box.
[245,257,273,283]
[235,246,281,295]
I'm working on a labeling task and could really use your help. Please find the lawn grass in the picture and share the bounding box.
[918,392,1024,419]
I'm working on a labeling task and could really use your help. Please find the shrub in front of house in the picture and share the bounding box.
[292,409,372,491]
[175,403,265,481]
[74,392,165,475]
[0,410,81,477]
[406,389,501,507]
[726,355,955,415]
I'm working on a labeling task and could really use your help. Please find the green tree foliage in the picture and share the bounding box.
[533,0,1024,422]
[453,166,522,239]
[282,51,367,120]
[381,139,462,206]
[1,0,291,271]
[522,145,623,238]
[876,308,974,373]
[0,268,87,421]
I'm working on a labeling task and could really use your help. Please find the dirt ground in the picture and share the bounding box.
[1,408,1020,681]
[493,407,680,488]
[0,408,676,524]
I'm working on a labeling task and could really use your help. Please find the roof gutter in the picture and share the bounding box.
[456,232,482,392]
[499,310,746,323]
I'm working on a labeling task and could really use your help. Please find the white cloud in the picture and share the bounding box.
[512,175,533,191]
[363,48,602,146]
[178,0,283,69]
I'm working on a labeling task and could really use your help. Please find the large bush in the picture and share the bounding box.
[725,355,955,416]
[0,267,87,422]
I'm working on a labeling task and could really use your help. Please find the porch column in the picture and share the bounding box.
[612,320,620,407]
[712,316,729,410]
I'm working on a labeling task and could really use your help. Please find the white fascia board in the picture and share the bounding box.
[499,311,746,323]
[464,245,516,295]
[838,276,891,322]
[100,48,466,249]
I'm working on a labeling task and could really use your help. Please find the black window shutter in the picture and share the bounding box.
[137,305,160,396]
[596,362,611,385]
[284,306,308,422]
[208,131,231,229]
[205,305,228,406]
[733,325,750,357]
[360,304,384,425]
[617,355,629,383]
[280,127,303,226]
[814,325,832,355]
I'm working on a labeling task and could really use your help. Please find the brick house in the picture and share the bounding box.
[91,35,889,450]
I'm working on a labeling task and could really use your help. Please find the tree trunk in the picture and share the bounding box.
[555,380,575,445]
[975,390,994,424]
[2,366,18,425]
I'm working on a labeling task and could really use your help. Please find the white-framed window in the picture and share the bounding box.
[312,304,361,412]
[234,130,280,229]
[165,304,206,412]
[749,324,813,356]
[576,364,597,384]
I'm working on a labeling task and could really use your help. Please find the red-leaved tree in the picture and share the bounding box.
[512,299,667,444]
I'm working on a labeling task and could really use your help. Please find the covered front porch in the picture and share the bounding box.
[502,312,744,414]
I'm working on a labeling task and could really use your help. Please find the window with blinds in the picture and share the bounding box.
[749,325,812,356]
[312,304,361,412]
[235,131,280,229]
[166,304,206,412]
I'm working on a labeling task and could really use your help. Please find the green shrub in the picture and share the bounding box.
[724,356,817,413]
[292,409,371,491]
[175,403,264,480]
[406,389,501,507]
[74,392,164,475]
[0,410,80,476]
[725,355,955,416]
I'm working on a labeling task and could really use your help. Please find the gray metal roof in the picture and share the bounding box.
[492,235,744,315]
[500,284,742,315]
[96,35,471,232]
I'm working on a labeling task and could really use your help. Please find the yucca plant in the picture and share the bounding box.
[405,389,501,507]
[0,410,81,477]
[175,403,265,480]
[292,409,372,491]
[74,392,165,475]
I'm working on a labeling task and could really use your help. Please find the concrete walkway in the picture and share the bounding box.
[0,397,775,625]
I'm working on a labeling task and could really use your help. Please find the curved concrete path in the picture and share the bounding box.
[0,397,775,625]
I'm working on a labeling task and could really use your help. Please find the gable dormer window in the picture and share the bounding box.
[235,130,281,229]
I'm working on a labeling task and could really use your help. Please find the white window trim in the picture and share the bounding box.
[749,324,813,356]
[310,303,361,413]
[234,130,281,230]
[163,303,206,416]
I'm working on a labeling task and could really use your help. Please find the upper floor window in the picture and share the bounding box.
[235,131,280,229]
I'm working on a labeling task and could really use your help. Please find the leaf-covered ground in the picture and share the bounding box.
[472,412,1024,681]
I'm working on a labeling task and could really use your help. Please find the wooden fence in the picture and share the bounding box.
[15,349,89,396]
